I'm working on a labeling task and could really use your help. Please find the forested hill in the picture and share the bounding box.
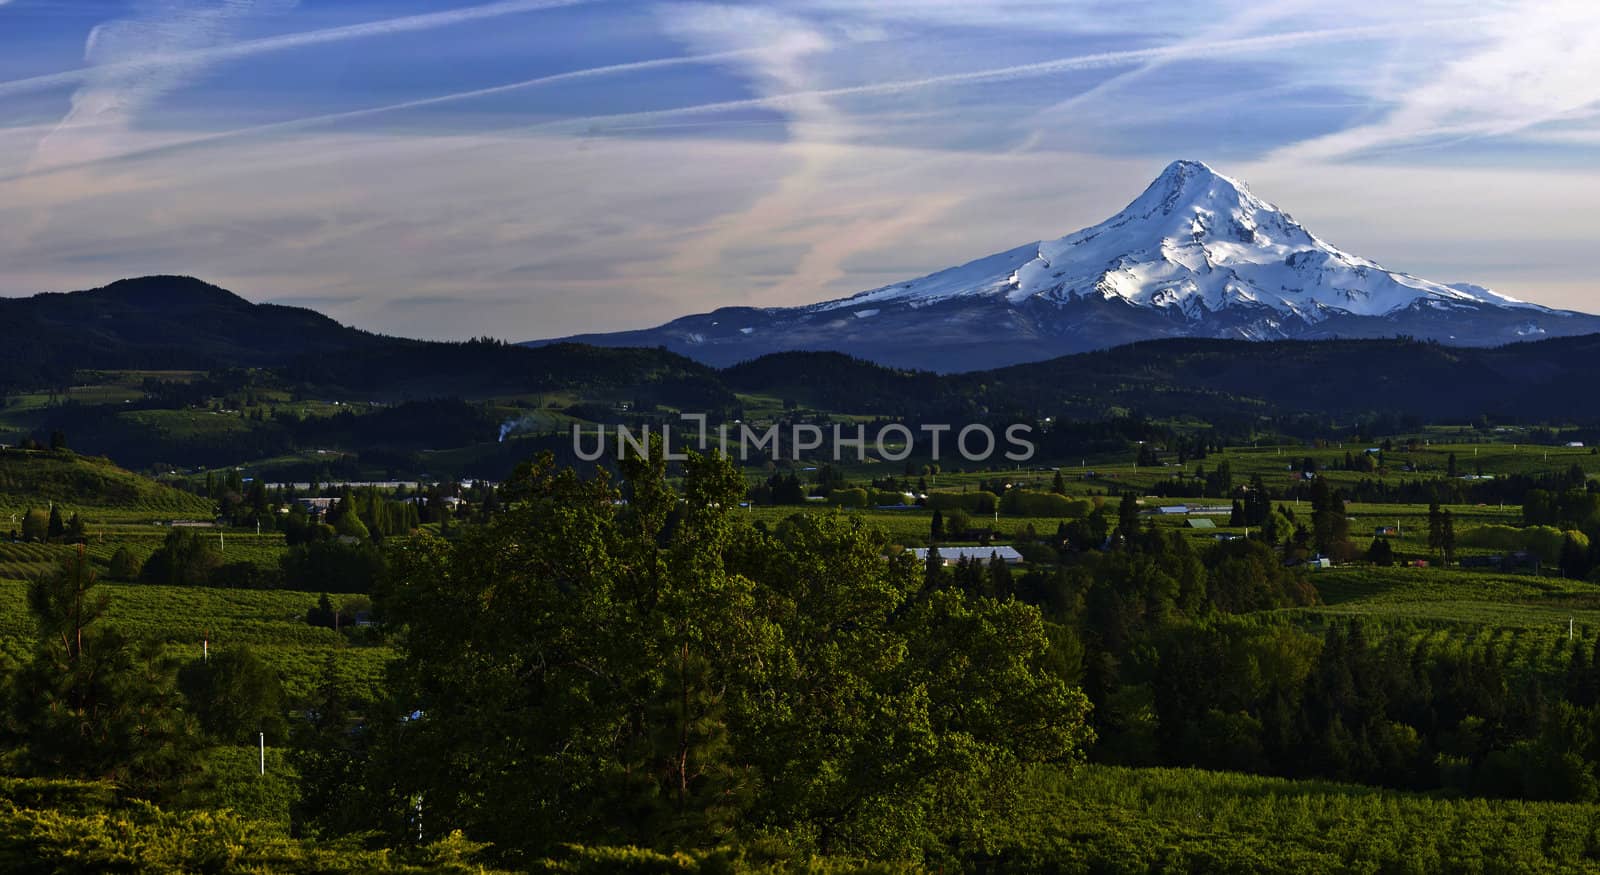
[719,336,1600,424]
[971,335,1600,422]
[6,276,1600,425]
[0,277,379,385]
[0,276,716,396]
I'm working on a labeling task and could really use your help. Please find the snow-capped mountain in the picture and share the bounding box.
[533,160,1600,372]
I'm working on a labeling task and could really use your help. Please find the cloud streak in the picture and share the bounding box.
[532,20,1455,135]
[1270,0,1600,162]
[2,46,775,182]
[30,0,294,171]
[0,0,598,102]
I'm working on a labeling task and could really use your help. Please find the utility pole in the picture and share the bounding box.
[259,732,265,775]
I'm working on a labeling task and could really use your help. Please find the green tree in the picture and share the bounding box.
[334,510,371,541]
[282,541,387,594]
[1309,479,1350,558]
[1117,492,1140,546]
[20,508,49,543]
[107,546,143,581]
[290,655,369,838]
[1440,510,1456,566]
[2,549,200,797]
[141,528,223,587]
[178,647,288,745]
[46,506,64,542]
[372,448,1091,862]
[1365,537,1395,567]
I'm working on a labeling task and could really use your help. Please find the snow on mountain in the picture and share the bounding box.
[823,160,1539,323]
[533,159,1600,372]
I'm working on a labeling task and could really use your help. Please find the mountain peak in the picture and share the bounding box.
[88,275,252,310]
[827,159,1541,322]
[1125,158,1258,223]
[1153,158,1224,190]
[534,159,1598,372]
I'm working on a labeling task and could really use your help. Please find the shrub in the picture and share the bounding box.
[926,492,997,513]
[827,488,869,508]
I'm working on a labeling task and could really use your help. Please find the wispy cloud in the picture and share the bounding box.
[3,47,774,182]
[5,0,1599,340]
[654,3,869,300]
[1270,0,1600,162]
[30,0,293,171]
[0,0,598,102]
[530,21,1425,136]
[1021,0,1320,139]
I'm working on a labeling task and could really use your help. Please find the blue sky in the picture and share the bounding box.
[2,0,1598,339]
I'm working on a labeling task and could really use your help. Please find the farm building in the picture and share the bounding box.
[296,497,340,517]
[910,546,1024,566]
[1189,505,1233,515]
[1459,553,1542,574]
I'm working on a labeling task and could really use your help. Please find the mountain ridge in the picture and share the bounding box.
[531,160,1600,371]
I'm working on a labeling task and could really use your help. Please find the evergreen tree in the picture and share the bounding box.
[931,509,945,541]
[1117,492,1140,546]
[334,509,371,541]
[177,647,288,744]
[1365,537,1395,567]
[987,554,1014,599]
[65,513,87,544]
[46,506,64,542]
[107,546,142,581]
[1310,479,1350,557]
[290,655,369,837]
[3,549,200,797]
[21,508,49,543]
[923,546,948,589]
[1440,511,1456,566]
[141,528,223,587]
[1560,535,1590,580]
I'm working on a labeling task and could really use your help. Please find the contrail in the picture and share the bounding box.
[0,48,766,182]
[0,17,1446,184]
[0,0,598,101]
[528,22,1420,134]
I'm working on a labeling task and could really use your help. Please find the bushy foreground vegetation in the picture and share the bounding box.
[5,422,1600,869]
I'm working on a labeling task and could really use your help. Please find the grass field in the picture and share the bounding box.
[1291,566,1600,632]
[801,439,1599,498]
[993,764,1600,873]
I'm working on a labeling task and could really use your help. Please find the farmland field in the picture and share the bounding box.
[0,576,390,702]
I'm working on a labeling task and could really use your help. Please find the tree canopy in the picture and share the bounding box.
[373,448,1092,864]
